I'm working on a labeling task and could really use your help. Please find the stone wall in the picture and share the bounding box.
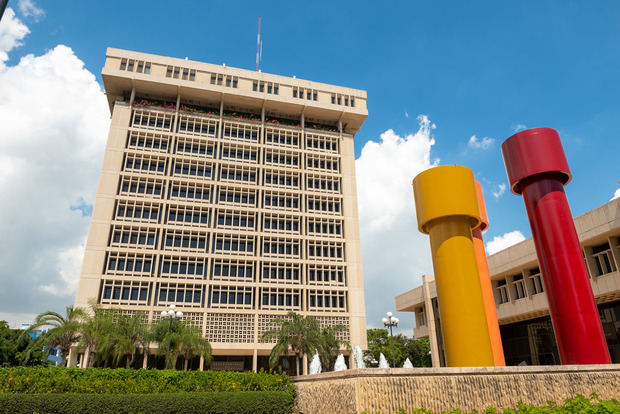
[293,365,620,413]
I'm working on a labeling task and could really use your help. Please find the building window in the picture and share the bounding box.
[307,289,347,312]
[511,274,527,300]
[157,283,204,307]
[293,88,297,98]
[213,234,255,255]
[497,279,510,304]
[160,256,205,279]
[120,58,127,71]
[218,187,257,206]
[253,81,258,91]
[528,267,544,295]
[261,262,301,283]
[307,264,346,286]
[209,285,253,309]
[163,229,209,252]
[211,259,255,281]
[169,181,211,202]
[592,242,617,276]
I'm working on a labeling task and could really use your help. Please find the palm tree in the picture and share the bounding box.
[105,311,148,368]
[316,325,350,371]
[77,306,114,368]
[97,309,148,368]
[177,325,212,370]
[150,319,212,370]
[260,312,322,376]
[27,306,86,366]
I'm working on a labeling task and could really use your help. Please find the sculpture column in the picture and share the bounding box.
[413,165,494,366]
[472,181,505,366]
[502,127,610,364]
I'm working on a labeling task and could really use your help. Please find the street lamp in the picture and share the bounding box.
[160,304,183,370]
[381,311,399,368]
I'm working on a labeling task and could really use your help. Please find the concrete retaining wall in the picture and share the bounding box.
[293,365,620,413]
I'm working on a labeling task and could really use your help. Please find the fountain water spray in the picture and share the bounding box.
[378,353,389,368]
[309,352,322,374]
[334,354,347,371]
[353,346,366,369]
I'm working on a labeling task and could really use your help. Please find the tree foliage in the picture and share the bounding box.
[18,305,212,370]
[0,321,45,367]
[364,328,431,368]
[261,312,323,375]
[25,306,86,367]
[149,319,212,370]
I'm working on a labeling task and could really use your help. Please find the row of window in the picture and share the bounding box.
[108,225,345,257]
[104,253,346,284]
[131,110,340,153]
[212,73,239,88]
[331,94,355,107]
[253,81,279,95]
[100,279,348,311]
[292,87,317,101]
[120,59,151,74]
[128,132,338,171]
[495,239,619,305]
[123,159,340,186]
[166,66,196,81]
[119,176,343,210]
[114,200,344,236]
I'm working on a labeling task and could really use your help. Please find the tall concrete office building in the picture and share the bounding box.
[74,48,368,371]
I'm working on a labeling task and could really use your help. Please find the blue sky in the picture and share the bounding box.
[1,0,619,333]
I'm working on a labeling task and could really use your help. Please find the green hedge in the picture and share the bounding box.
[0,391,294,414]
[0,367,293,395]
[362,393,620,414]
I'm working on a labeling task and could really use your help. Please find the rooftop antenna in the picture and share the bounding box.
[255,15,262,71]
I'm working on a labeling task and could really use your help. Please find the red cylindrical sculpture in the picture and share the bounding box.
[502,127,611,365]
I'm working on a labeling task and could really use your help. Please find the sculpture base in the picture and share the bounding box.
[294,365,620,413]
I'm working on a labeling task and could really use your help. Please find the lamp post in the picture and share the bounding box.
[160,304,183,370]
[382,312,399,368]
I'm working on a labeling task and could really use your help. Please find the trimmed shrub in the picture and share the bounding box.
[0,391,294,414]
[362,393,620,414]
[0,367,293,395]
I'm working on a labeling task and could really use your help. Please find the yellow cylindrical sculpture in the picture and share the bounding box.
[472,181,506,366]
[413,165,494,367]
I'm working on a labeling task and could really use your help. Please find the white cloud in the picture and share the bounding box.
[356,115,438,332]
[611,188,620,201]
[513,124,527,133]
[41,241,86,296]
[0,21,109,320]
[468,135,494,150]
[17,0,44,21]
[486,230,526,255]
[0,8,29,65]
[492,183,507,198]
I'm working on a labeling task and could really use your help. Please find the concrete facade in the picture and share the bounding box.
[396,198,620,366]
[73,48,368,370]
[294,365,620,413]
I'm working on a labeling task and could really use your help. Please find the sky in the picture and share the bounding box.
[0,0,619,335]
